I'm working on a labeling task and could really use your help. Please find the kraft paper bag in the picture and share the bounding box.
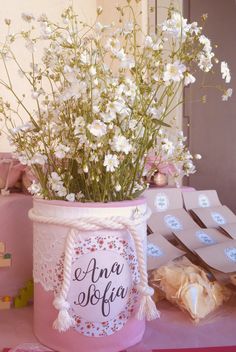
[173,228,230,252]
[144,188,183,213]
[220,223,236,239]
[190,206,236,229]
[183,190,221,211]
[148,208,199,240]
[195,239,236,273]
[147,233,185,270]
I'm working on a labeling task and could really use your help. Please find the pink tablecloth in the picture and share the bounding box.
[0,194,33,297]
[0,300,236,352]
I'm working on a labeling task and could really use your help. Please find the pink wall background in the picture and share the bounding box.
[0,194,33,297]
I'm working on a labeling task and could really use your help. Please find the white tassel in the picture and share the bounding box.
[53,296,76,332]
[136,285,160,321]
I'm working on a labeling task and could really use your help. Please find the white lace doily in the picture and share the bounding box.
[33,224,67,292]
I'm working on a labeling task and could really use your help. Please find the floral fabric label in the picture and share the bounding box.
[195,230,215,245]
[224,247,236,263]
[211,212,226,225]
[198,194,210,208]
[154,193,169,212]
[66,235,139,337]
[147,242,163,257]
[164,215,183,231]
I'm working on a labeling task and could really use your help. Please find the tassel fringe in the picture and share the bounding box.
[136,285,160,321]
[53,296,76,332]
[53,309,76,332]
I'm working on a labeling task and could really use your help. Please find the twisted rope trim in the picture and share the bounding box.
[29,208,159,332]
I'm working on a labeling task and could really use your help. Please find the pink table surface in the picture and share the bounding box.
[0,300,236,352]
[0,194,33,297]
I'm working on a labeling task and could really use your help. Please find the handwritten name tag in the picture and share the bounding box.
[67,235,139,337]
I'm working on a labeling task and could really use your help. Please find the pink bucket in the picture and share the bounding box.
[31,197,148,352]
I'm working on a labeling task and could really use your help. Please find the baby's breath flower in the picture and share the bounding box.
[222,88,233,101]
[115,184,121,192]
[104,154,119,172]
[163,61,186,83]
[194,154,202,160]
[55,144,70,159]
[97,6,103,16]
[221,61,231,83]
[21,12,35,23]
[28,181,41,195]
[66,193,75,202]
[184,73,196,86]
[111,135,132,155]
[88,120,107,137]
[5,19,11,26]
[0,4,230,202]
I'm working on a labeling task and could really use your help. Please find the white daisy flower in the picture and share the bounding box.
[162,12,190,40]
[163,61,186,82]
[111,135,132,155]
[88,120,107,137]
[104,154,119,172]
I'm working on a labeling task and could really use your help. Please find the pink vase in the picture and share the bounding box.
[31,197,148,352]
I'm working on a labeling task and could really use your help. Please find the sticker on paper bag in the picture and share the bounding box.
[198,194,210,208]
[195,239,236,273]
[147,242,163,257]
[196,230,216,245]
[65,235,139,337]
[155,193,169,212]
[211,212,226,225]
[224,247,236,263]
[164,215,183,231]
[147,233,185,270]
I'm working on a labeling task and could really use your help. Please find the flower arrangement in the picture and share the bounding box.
[0,1,232,202]
[145,128,202,187]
